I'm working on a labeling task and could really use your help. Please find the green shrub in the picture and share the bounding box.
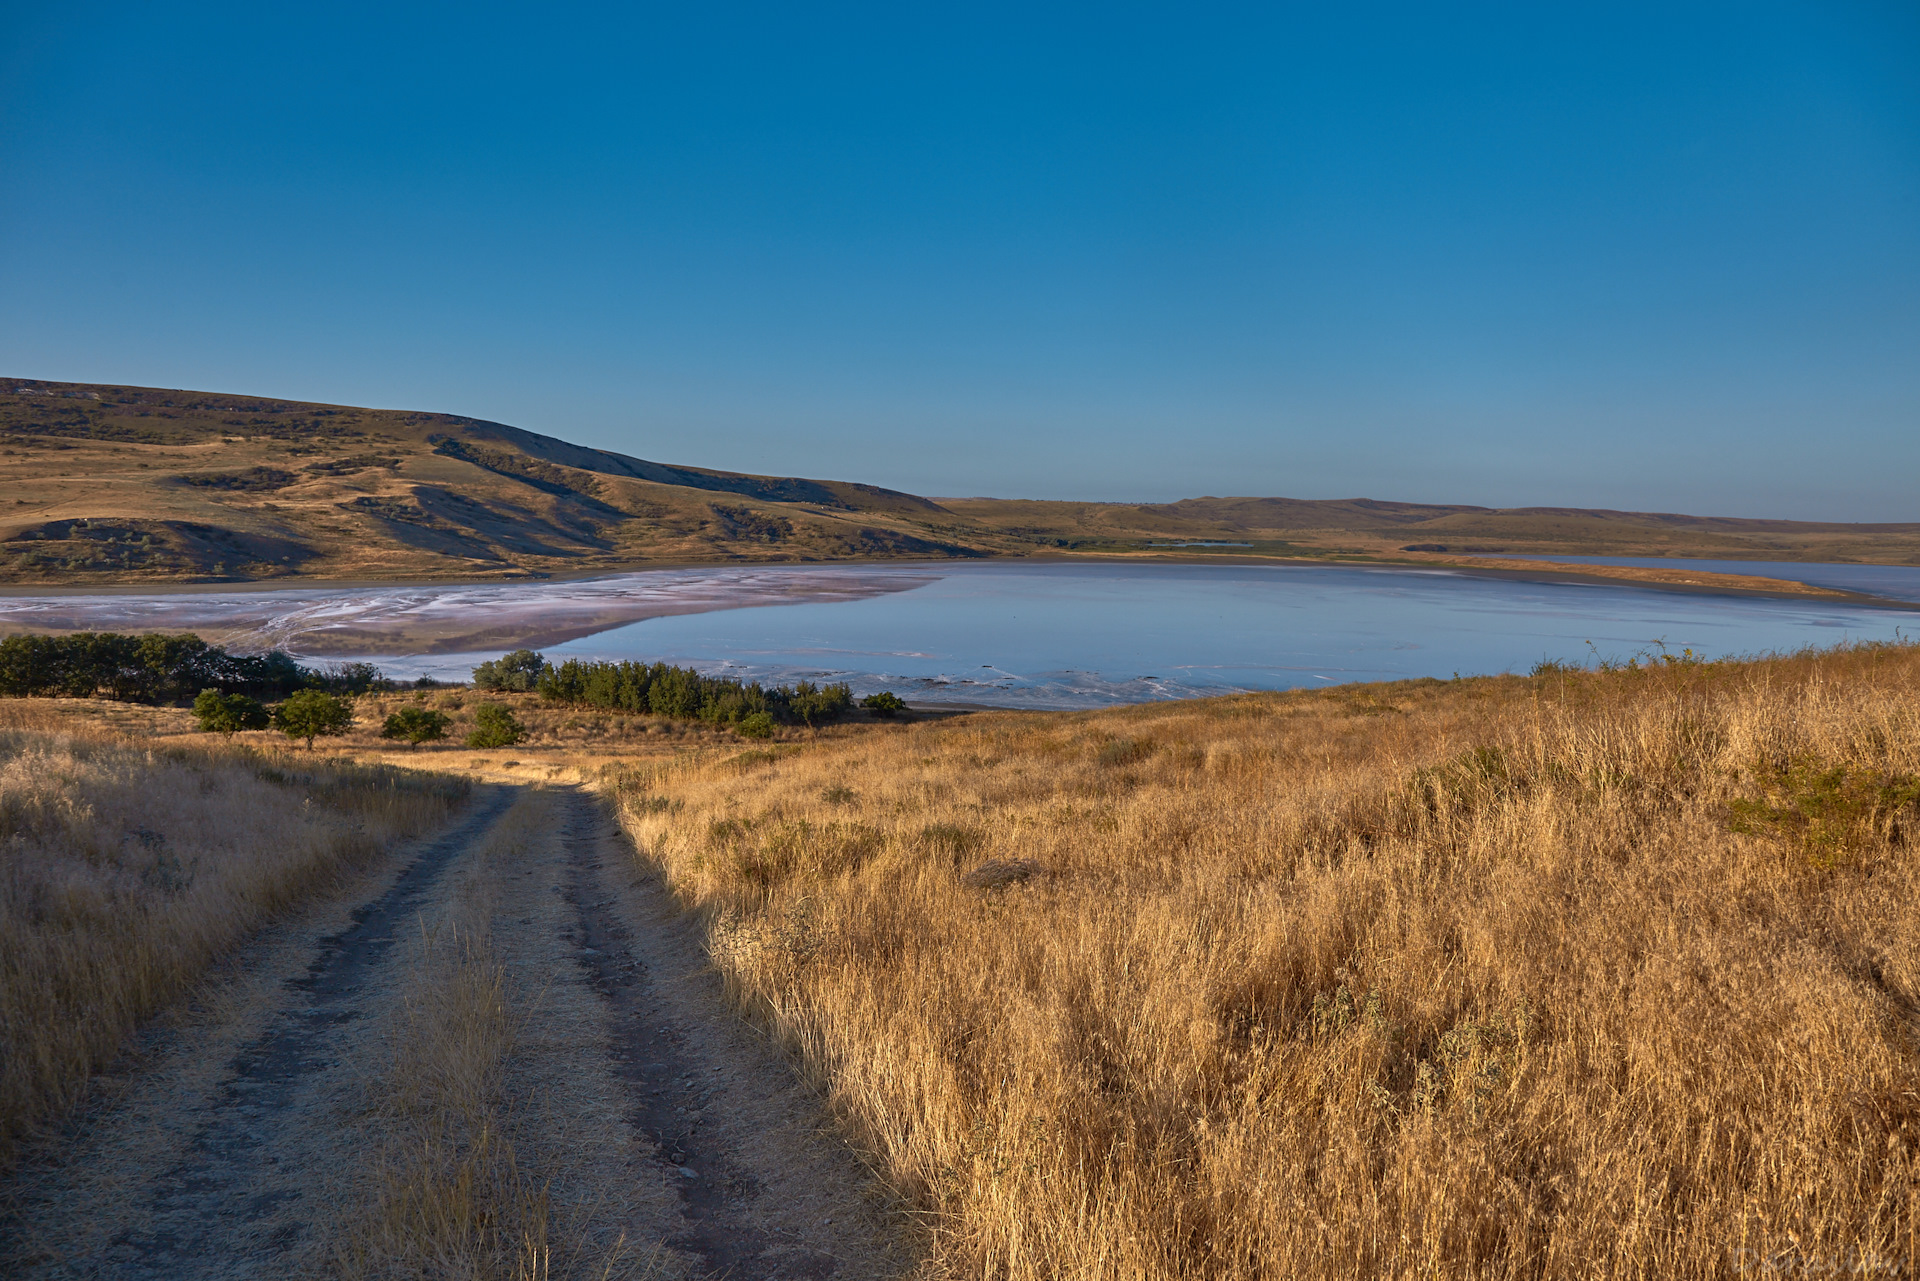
[472,649,547,692]
[191,688,269,735]
[735,711,775,739]
[316,660,389,694]
[271,689,354,749]
[381,705,452,747]
[861,691,907,719]
[466,703,526,748]
[536,656,851,728]
[788,680,853,727]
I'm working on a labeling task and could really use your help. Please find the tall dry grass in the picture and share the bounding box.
[0,703,467,1166]
[611,645,1920,1279]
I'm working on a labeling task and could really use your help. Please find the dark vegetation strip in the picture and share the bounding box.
[477,648,869,731]
[0,632,423,704]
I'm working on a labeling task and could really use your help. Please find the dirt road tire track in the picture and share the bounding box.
[0,783,911,1280]
[560,787,909,1280]
[0,786,519,1278]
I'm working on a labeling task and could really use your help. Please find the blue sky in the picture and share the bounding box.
[2,3,1915,519]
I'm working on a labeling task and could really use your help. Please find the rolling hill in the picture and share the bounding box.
[3,377,1916,587]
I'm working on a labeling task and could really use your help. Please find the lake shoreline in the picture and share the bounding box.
[0,553,1914,662]
[1,547,1912,611]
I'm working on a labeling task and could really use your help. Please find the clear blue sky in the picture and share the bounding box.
[3,3,1915,519]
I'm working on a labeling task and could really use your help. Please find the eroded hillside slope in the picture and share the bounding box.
[6,376,1917,588]
[0,379,994,584]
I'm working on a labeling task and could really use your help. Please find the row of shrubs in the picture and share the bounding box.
[473,649,906,734]
[0,631,434,703]
[0,631,905,745]
[191,687,527,751]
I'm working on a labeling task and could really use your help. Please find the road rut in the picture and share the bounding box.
[0,783,909,1280]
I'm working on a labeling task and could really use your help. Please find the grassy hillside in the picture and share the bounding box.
[0,378,996,584]
[4,376,1916,588]
[611,643,1920,1278]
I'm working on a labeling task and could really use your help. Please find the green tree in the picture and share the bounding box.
[788,680,853,726]
[192,687,269,734]
[735,711,775,739]
[466,702,525,748]
[472,650,546,692]
[380,705,451,747]
[861,691,907,719]
[272,689,354,749]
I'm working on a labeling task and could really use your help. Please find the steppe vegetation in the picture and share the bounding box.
[7,377,1919,595]
[0,701,467,1166]
[614,643,1920,1279]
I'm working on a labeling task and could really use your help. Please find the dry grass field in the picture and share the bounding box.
[613,644,1920,1279]
[0,701,468,1167]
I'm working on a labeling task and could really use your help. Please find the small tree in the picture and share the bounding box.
[861,691,907,719]
[272,689,354,749]
[380,705,451,747]
[472,650,546,692]
[466,702,525,748]
[192,687,269,734]
[735,711,775,739]
[319,660,387,695]
[788,680,853,727]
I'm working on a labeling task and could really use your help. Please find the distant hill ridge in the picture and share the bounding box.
[1,377,1915,586]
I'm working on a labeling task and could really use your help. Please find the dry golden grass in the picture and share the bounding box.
[610,645,1920,1279]
[0,700,467,1167]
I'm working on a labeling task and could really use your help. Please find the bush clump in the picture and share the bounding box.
[861,691,907,719]
[0,631,312,703]
[191,688,269,735]
[496,650,856,729]
[471,649,546,693]
[380,706,452,747]
[735,711,776,739]
[466,703,525,749]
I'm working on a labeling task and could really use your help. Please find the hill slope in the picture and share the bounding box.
[3,377,1916,586]
[0,378,993,583]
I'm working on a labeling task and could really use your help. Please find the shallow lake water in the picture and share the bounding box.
[526,561,1918,708]
[6,560,1915,709]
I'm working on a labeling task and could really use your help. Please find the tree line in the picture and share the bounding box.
[475,649,903,731]
[0,631,373,702]
[0,632,903,747]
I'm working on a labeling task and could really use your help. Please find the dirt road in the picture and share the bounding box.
[0,784,909,1280]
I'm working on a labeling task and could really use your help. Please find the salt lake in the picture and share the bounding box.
[5,559,1915,709]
